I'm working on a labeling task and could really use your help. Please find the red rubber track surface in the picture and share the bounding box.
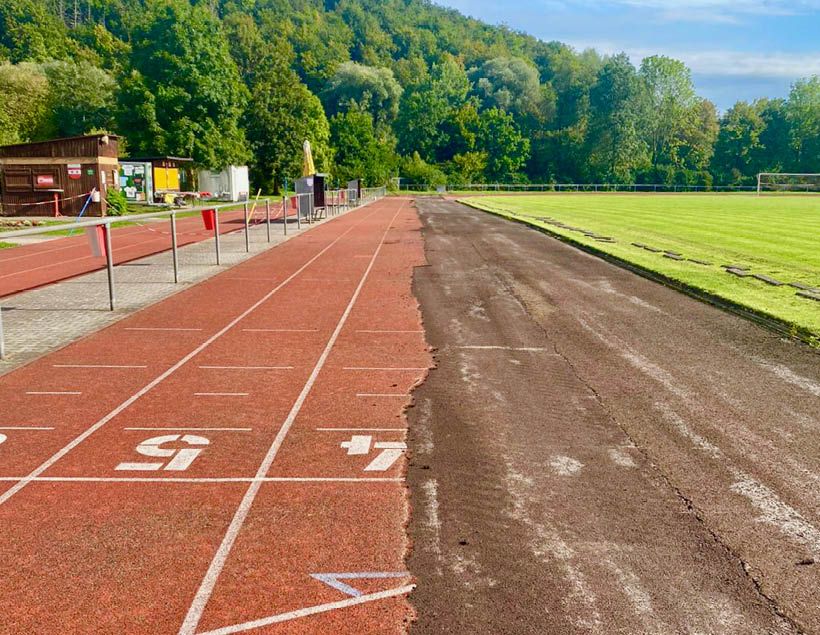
[0,198,430,634]
[0,207,278,298]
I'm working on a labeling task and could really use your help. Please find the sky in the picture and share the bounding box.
[437,0,820,111]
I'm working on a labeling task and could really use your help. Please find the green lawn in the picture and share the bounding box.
[0,241,16,249]
[462,194,820,340]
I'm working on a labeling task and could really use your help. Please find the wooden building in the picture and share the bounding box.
[0,134,119,217]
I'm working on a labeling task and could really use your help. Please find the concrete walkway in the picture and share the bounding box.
[0,210,353,375]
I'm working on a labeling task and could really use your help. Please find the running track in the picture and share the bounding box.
[0,198,430,633]
[0,207,271,298]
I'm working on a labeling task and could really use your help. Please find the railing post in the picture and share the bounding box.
[265,199,271,242]
[282,196,288,236]
[296,196,301,229]
[104,222,115,311]
[0,302,5,360]
[214,209,221,265]
[171,212,179,284]
[243,202,250,253]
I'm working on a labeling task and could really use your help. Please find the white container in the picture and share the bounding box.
[197,166,250,202]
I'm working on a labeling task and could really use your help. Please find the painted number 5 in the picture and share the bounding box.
[116,434,209,472]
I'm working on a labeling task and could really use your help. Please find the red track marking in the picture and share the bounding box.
[0,198,431,634]
[0,208,272,297]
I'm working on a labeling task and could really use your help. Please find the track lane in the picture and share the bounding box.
[0,198,430,634]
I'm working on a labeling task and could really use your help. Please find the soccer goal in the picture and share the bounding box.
[757,173,820,195]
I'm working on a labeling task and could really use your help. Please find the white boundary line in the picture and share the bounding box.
[0,208,375,508]
[242,329,318,333]
[25,391,82,395]
[194,393,249,397]
[124,427,253,432]
[198,366,293,371]
[0,426,55,431]
[343,367,427,371]
[0,476,402,483]
[178,200,405,635]
[458,345,549,351]
[197,585,415,635]
[53,364,148,369]
[356,393,406,398]
[356,330,423,334]
[316,428,406,432]
[125,328,204,332]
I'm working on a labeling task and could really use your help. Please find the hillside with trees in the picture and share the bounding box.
[0,0,817,189]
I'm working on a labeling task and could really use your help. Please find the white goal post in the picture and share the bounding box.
[757,172,820,195]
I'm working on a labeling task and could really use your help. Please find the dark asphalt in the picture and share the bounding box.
[407,198,820,634]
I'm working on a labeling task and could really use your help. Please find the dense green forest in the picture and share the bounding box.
[0,0,817,189]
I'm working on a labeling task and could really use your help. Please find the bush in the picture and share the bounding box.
[106,187,129,216]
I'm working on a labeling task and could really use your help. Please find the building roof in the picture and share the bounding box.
[123,156,194,163]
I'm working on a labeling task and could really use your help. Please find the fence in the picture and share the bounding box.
[398,183,759,193]
[0,186,387,359]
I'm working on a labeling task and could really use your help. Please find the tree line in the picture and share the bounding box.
[0,0,817,190]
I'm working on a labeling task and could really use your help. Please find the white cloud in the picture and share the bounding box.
[607,0,820,23]
[567,40,820,79]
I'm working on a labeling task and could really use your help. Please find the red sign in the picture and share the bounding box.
[36,174,55,187]
[67,164,82,180]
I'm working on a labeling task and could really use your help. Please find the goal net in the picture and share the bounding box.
[757,173,820,194]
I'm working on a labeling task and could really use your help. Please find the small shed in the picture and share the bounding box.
[198,166,250,202]
[121,156,194,205]
[0,134,119,217]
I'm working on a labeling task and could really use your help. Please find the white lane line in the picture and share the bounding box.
[0,477,402,483]
[199,366,293,370]
[0,427,55,431]
[316,428,406,432]
[356,393,406,398]
[125,327,203,332]
[53,364,148,369]
[343,367,427,371]
[124,427,253,432]
[356,330,423,333]
[0,209,373,509]
[197,585,415,635]
[179,202,406,635]
[242,328,318,333]
[458,345,549,351]
[25,391,82,395]
[194,393,249,397]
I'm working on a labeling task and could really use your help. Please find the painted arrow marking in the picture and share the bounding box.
[310,571,410,597]
[196,584,414,635]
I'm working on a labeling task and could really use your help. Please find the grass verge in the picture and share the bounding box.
[461,194,820,343]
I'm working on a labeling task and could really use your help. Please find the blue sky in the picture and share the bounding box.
[437,0,820,111]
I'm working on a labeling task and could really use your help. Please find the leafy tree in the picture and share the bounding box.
[400,151,447,187]
[471,56,553,127]
[0,62,49,145]
[476,107,529,182]
[395,55,470,162]
[243,38,331,192]
[756,98,793,172]
[639,55,698,173]
[330,107,396,185]
[323,61,402,126]
[121,0,249,168]
[0,0,75,62]
[40,60,117,138]
[712,101,765,184]
[786,76,820,171]
[585,53,649,182]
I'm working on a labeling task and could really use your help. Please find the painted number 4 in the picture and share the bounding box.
[341,435,406,471]
[116,434,209,472]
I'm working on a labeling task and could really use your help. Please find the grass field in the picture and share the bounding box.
[462,194,820,340]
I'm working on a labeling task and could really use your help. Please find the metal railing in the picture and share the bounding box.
[0,184,388,359]
[398,183,761,193]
